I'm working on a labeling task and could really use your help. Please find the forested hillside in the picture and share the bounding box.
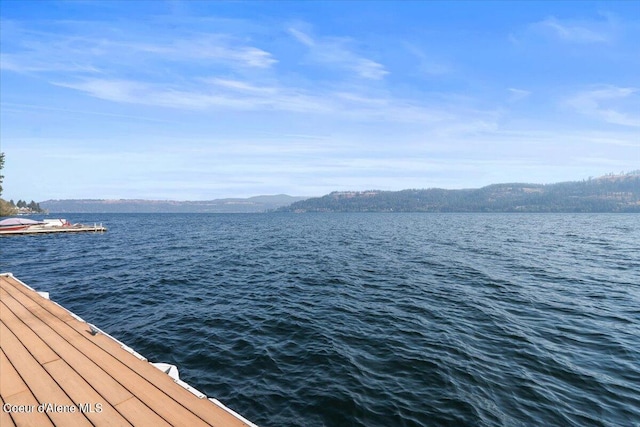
[280,173,640,213]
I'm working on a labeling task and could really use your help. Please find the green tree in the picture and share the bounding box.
[0,152,18,216]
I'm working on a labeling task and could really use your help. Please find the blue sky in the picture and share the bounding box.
[1,1,638,201]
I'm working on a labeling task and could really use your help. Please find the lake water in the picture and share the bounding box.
[1,213,638,426]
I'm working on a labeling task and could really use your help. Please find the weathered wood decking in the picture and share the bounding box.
[0,273,255,427]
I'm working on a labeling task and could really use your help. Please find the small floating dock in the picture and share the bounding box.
[0,224,107,235]
[0,218,106,236]
[0,273,257,427]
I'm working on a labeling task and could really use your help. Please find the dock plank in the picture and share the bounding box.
[3,282,76,323]
[113,396,172,427]
[0,274,254,427]
[0,395,17,427]
[0,390,54,427]
[0,349,29,400]
[1,292,135,407]
[0,323,92,426]
[0,301,60,365]
[43,359,132,426]
[1,346,55,426]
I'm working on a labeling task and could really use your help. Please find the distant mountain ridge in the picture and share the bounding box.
[280,173,640,213]
[40,195,307,213]
[39,173,640,213]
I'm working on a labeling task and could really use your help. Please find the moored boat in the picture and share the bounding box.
[0,217,44,231]
[42,218,71,227]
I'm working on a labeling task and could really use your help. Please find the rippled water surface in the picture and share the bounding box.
[2,213,639,426]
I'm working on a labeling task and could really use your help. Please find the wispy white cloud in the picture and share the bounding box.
[0,102,171,123]
[54,79,147,104]
[565,86,640,127]
[531,16,613,43]
[0,52,103,74]
[403,43,452,77]
[288,26,388,80]
[129,35,277,68]
[507,88,532,103]
[53,76,477,126]
[289,28,315,47]
[1,19,276,76]
[54,77,334,112]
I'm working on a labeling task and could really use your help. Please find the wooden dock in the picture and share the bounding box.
[0,273,257,427]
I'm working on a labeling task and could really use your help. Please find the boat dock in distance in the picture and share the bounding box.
[0,273,257,427]
[0,218,107,235]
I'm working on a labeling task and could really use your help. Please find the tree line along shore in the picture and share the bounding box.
[0,152,45,216]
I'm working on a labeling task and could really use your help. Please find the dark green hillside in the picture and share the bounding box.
[280,173,640,213]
